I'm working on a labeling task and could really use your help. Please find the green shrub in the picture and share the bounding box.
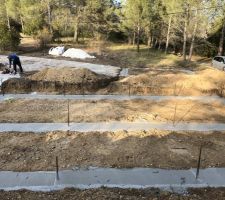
[0,22,20,51]
[36,27,53,48]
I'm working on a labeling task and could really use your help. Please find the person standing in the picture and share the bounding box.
[8,53,23,74]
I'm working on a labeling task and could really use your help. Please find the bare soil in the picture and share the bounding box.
[0,99,225,123]
[29,68,105,83]
[0,130,224,171]
[0,187,224,200]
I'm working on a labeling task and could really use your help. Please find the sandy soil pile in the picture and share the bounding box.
[28,67,104,83]
[105,68,225,96]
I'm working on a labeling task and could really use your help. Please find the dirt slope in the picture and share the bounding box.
[103,68,225,96]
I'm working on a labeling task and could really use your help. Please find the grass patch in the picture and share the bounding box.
[107,44,211,69]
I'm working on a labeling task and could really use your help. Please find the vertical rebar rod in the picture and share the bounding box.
[1,79,4,96]
[173,103,177,127]
[56,156,59,180]
[196,145,203,179]
[63,80,65,96]
[67,99,70,127]
[129,84,131,96]
[82,76,85,96]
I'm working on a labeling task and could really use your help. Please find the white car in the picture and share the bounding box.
[212,56,225,71]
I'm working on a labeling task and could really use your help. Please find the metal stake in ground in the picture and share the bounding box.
[63,78,65,96]
[1,79,4,96]
[67,99,70,127]
[196,145,203,179]
[82,75,85,96]
[56,156,59,180]
[128,84,131,96]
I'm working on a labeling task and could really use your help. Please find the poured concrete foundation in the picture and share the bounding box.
[1,122,225,132]
[1,168,225,192]
[0,94,225,103]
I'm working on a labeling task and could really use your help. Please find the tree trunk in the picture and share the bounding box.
[128,36,132,44]
[154,39,158,49]
[47,1,52,33]
[137,25,140,53]
[158,40,162,50]
[73,21,79,43]
[20,16,24,32]
[128,32,132,44]
[218,20,225,56]
[183,11,188,61]
[73,6,82,43]
[188,11,198,61]
[165,15,172,54]
[150,36,153,47]
[19,0,24,32]
[4,0,10,30]
[147,34,151,47]
[132,31,136,46]
[148,36,151,52]
[6,13,10,30]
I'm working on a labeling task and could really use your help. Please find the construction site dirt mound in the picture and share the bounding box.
[103,68,225,97]
[28,67,101,83]
[1,67,117,94]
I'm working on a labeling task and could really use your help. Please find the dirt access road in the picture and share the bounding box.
[0,130,224,171]
[0,55,121,77]
[0,99,225,123]
[0,187,225,200]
